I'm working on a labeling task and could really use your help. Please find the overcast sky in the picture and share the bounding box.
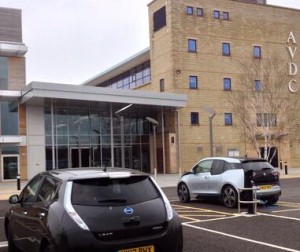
[0,0,299,85]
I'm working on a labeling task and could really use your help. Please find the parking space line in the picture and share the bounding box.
[171,203,239,223]
[260,213,300,221]
[271,208,300,213]
[172,204,237,216]
[183,223,300,252]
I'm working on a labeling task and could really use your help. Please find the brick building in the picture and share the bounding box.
[85,0,300,171]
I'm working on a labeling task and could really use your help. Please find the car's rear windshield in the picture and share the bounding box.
[71,176,160,206]
[234,161,273,172]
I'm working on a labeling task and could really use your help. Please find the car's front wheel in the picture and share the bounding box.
[177,183,191,203]
[222,185,238,208]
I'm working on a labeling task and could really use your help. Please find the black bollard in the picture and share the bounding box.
[17,174,21,190]
[284,162,288,175]
[280,160,282,170]
[244,170,254,214]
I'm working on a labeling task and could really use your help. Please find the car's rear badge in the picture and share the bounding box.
[123,207,134,215]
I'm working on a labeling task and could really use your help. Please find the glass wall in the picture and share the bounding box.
[97,61,151,89]
[45,101,151,172]
[0,101,19,181]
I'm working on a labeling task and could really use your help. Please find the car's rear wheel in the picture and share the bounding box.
[177,183,190,203]
[222,185,238,208]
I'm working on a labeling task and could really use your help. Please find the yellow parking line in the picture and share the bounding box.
[172,203,236,216]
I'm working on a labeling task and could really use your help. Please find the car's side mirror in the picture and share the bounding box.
[9,195,20,204]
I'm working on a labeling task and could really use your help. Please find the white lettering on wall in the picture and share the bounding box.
[287,31,298,93]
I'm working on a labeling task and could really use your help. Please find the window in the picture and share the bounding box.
[187,6,193,15]
[191,112,199,125]
[160,78,164,92]
[224,113,232,126]
[223,11,229,20]
[222,43,231,56]
[20,175,44,203]
[0,57,8,89]
[253,46,261,58]
[189,76,198,89]
[223,78,231,91]
[37,177,61,202]
[210,160,225,175]
[188,39,197,52]
[153,6,166,32]
[257,113,277,127]
[214,10,220,19]
[255,80,262,91]
[193,160,213,173]
[196,8,203,16]
[71,177,160,206]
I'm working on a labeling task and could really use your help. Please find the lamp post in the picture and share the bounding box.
[145,117,159,180]
[202,106,216,157]
[115,104,133,168]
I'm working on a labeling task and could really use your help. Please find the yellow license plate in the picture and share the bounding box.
[118,245,155,252]
[259,185,272,190]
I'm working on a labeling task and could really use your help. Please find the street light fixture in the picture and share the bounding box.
[202,105,216,157]
[115,104,133,168]
[145,117,159,180]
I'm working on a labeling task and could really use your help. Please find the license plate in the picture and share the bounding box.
[259,185,272,190]
[118,245,155,252]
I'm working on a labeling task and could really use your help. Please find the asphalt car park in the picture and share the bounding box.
[0,178,300,252]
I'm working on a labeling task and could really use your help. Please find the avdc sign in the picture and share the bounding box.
[287,32,298,93]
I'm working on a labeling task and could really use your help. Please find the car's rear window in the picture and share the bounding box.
[71,176,160,206]
[239,161,273,171]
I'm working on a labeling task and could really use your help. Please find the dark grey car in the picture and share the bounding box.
[5,168,183,252]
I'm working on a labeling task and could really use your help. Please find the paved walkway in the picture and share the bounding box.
[0,167,299,201]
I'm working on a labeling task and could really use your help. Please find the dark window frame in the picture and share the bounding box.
[222,42,231,56]
[224,113,233,126]
[214,10,220,19]
[187,6,193,15]
[188,39,197,52]
[189,75,198,89]
[197,7,203,17]
[255,79,262,92]
[153,6,167,32]
[223,11,229,20]
[191,112,199,125]
[253,45,262,59]
[223,78,231,91]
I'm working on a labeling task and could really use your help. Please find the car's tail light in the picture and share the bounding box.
[64,182,90,231]
[271,169,280,178]
[150,177,173,221]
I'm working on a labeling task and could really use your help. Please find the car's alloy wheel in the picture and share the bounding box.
[177,183,191,203]
[222,185,237,208]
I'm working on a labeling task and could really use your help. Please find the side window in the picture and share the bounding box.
[37,177,61,202]
[193,160,213,173]
[20,175,44,203]
[211,160,225,175]
[188,39,197,52]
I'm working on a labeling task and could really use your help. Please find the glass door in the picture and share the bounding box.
[1,155,19,180]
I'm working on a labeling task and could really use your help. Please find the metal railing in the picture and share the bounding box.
[237,187,258,214]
